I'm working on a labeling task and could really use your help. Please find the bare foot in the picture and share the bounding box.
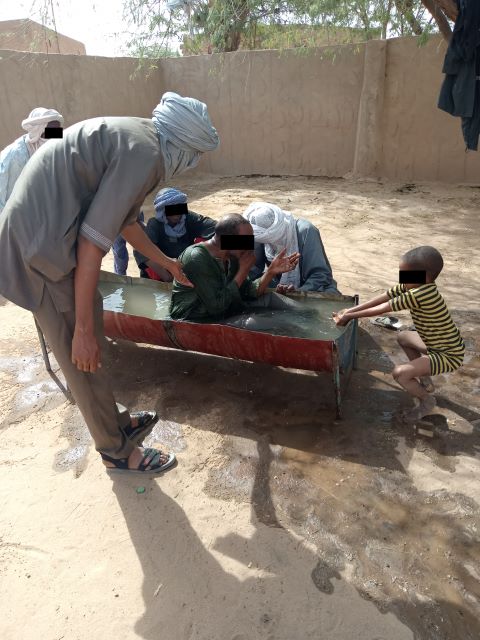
[402,396,436,423]
[128,447,171,470]
[394,398,419,419]
[419,376,435,393]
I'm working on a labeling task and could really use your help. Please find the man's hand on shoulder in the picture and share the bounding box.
[170,259,193,287]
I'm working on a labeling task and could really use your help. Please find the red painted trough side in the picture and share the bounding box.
[103,311,334,372]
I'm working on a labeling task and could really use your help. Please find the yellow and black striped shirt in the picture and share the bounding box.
[386,283,464,354]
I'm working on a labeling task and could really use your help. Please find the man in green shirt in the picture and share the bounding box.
[170,213,300,322]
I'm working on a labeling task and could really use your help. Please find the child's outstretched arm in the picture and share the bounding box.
[333,292,392,326]
[347,292,390,314]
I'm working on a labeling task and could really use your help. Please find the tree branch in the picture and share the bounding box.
[432,0,458,22]
[381,0,394,40]
[421,0,454,40]
[396,0,424,35]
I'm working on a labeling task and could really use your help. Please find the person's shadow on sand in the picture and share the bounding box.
[110,474,415,640]
[101,325,480,639]
[109,430,480,640]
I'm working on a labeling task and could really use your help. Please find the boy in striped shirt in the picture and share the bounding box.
[333,246,464,423]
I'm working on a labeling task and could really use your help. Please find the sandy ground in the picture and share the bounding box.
[0,175,479,640]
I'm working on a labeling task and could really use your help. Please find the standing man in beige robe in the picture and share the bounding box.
[0,92,219,475]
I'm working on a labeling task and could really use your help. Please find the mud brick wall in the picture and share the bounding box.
[1,35,479,183]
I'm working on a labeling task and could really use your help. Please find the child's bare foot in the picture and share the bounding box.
[419,376,435,393]
[395,398,418,420]
[402,396,436,423]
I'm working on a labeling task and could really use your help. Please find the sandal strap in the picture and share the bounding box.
[129,411,156,429]
[123,411,158,440]
[100,452,129,469]
[138,447,166,472]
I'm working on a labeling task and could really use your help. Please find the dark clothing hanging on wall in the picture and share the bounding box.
[438,0,480,150]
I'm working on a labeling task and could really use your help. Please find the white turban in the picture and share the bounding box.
[152,92,219,181]
[244,202,301,288]
[21,107,64,152]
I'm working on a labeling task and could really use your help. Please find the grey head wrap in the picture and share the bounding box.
[152,92,219,181]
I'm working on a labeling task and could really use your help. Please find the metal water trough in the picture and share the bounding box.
[99,271,358,418]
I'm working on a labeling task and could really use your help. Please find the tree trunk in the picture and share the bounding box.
[421,0,455,40]
[381,0,394,39]
[432,0,458,22]
[223,0,250,52]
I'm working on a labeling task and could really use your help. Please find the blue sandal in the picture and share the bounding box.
[122,411,158,444]
[101,447,176,475]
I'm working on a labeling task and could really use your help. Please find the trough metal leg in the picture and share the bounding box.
[34,318,74,404]
[35,318,52,373]
[352,294,359,371]
[332,343,342,420]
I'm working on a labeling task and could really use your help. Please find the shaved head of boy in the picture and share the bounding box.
[400,246,444,284]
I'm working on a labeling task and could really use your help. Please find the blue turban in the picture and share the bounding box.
[154,187,188,238]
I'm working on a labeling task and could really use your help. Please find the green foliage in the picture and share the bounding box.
[122,0,442,58]
[293,1,435,40]
[126,41,180,59]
